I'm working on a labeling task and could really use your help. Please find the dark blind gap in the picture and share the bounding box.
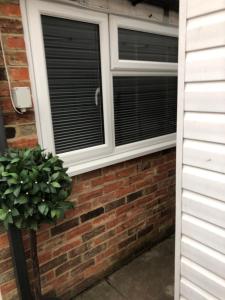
[118,28,178,63]
[41,15,105,154]
[113,76,177,146]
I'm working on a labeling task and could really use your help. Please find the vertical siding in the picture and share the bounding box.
[176,1,225,299]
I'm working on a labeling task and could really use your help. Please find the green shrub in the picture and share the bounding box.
[0,146,73,230]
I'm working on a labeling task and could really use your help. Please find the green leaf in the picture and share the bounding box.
[11,157,20,164]
[4,188,13,195]
[43,167,51,172]
[38,203,49,215]
[7,178,18,185]
[15,217,23,229]
[12,208,19,216]
[6,214,13,224]
[51,181,61,188]
[24,149,31,159]
[51,172,60,181]
[2,172,9,177]
[0,157,8,162]
[13,186,21,197]
[0,209,7,221]
[16,195,28,204]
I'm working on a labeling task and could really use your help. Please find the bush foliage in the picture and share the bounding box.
[0,146,73,230]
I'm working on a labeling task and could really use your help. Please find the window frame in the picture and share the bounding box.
[21,0,178,176]
[109,15,178,72]
[24,0,114,167]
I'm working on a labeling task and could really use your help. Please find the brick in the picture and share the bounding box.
[53,239,81,257]
[84,243,107,260]
[38,251,52,265]
[0,233,9,248]
[82,225,105,242]
[0,18,23,34]
[0,4,21,17]
[80,207,104,223]
[0,247,10,261]
[51,218,79,236]
[5,36,25,49]
[78,188,103,204]
[55,256,81,277]
[118,235,136,249]
[0,280,17,295]
[0,258,12,273]
[0,269,14,284]
[105,198,125,212]
[40,254,67,274]
[127,190,143,203]
[70,259,95,277]
[93,229,115,246]
[77,169,102,182]
[66,223,92,240]
[69,243,90,259]
[137,224,154,238]
[116,166,137,178]
[9,67,29,81]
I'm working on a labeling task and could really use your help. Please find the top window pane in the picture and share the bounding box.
[118,28,178,63]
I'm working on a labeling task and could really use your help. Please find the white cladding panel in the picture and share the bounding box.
[176,1,225,298]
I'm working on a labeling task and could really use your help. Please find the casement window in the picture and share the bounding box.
[23,0,178,175]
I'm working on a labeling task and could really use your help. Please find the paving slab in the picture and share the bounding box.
[75,236,174,300]
[75,280,125,300]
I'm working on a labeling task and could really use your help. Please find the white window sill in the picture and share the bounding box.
[67,139,176,177]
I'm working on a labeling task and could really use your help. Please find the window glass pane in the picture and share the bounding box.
[42,15,105,154]
[113,76,177,146]
[118,28,178,63]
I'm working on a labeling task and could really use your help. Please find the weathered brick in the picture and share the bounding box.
[5,35,25,49]
[69,243,90,259]
[84,243,107,260]
[0,4,21,17]
[80,207,104,223]
[105,198,125,212]
[55,256,81,277]
[9,67,29,80]
[51,218,79,236]
[82,225,105,242]
[118,235,136,249]
[66,223,92,241]
[127,190,143,203]
[70,259,95,277]
[137,224,154,238]
[40,254,67,274]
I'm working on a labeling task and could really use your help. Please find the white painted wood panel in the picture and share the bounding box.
[187,0,225,19]
[184,113,225,144]
[182,190,225,228]
[185,48,225,82]
[182,166,225,202]
[187,11,225,51]
[181,257,225,299]
[181,278,218,300]
[182,214,225,254]
[176,1,225,299]
[181,236,225,279]
[185,82,225,113]
[183,140,225,173]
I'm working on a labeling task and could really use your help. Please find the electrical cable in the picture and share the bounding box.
[0,30,23,114]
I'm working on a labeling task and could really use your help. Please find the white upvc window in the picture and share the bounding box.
[22,0,178,176]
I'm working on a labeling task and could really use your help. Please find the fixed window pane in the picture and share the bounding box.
[42,15,105,154]
[113,76,177,146]
[118,28,178,63]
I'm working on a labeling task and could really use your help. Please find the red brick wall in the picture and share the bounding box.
[0,2,176,300]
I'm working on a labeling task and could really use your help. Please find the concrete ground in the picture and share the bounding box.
[76,236,175,300]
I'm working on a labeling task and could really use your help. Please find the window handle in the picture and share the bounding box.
[95,87,100,106]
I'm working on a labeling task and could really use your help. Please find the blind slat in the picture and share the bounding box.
[113,76,177,146]
[42,15,105,154]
